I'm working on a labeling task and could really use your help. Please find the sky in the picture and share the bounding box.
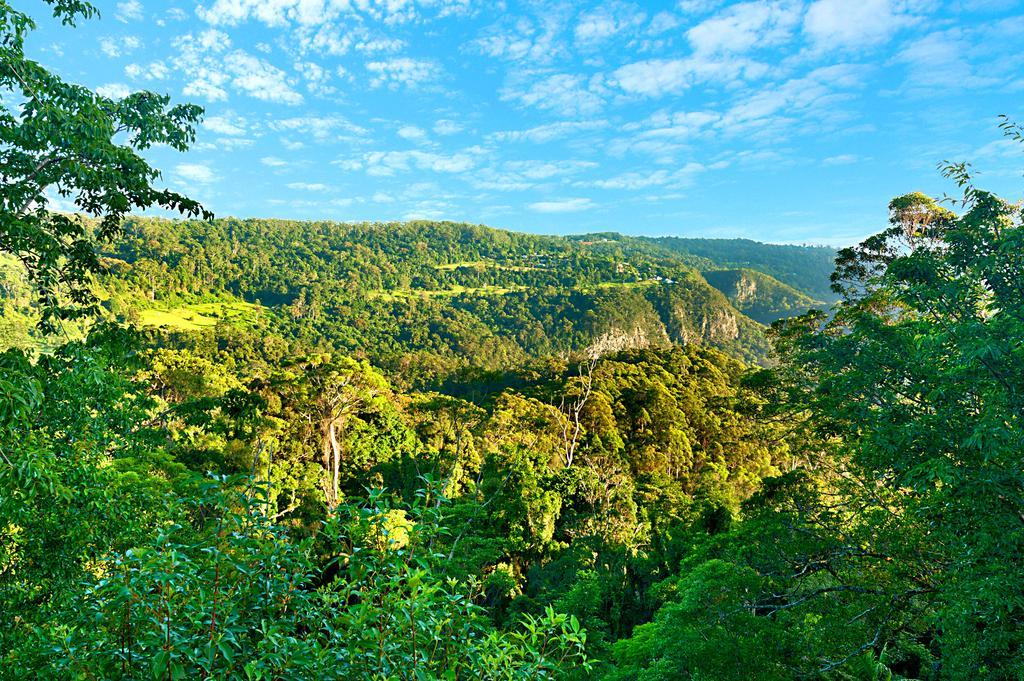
[25,0,1024,246]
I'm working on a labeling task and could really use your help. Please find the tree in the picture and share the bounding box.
[789,164,1024,676]
[550,356,598,468]
[0,0,211,330]
[761,145,1024,676]
[605,129,1024,680]
[298,356,392,511]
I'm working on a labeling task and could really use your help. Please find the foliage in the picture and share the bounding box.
[10,481,589,680]
[703,268,823,324]
[0,212,838,374]
[0,0,210,330]
[605,135,1024,679]
[644,236,838,302]
[5,4,1022,679]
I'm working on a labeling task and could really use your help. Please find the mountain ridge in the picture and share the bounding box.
[0,217,837,384]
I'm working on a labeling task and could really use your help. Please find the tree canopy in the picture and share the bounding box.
[2,2,1022,679]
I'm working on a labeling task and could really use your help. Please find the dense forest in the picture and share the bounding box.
[2,2,1023,680]
[0,215,834,379]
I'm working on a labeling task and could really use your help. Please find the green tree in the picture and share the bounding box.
[0,0,210,329]
[604,134,1024,679]
[780,169,1024,677]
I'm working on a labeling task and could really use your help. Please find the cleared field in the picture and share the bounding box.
[138,301,262,330]
[367,280,661,302]
[369,284,527,301]
[433,261,538,272]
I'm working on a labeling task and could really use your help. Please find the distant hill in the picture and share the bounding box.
[701,268,823,325]
[641,237,838,302]
[0,218,839,384]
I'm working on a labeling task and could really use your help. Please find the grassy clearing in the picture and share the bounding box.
[369,281,656,301]
[433,261,538,272]
[573,281,656,294]
[138,301,262,331]
[369,284,527,301]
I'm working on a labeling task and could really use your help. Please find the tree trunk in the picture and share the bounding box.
[329,420,341,511]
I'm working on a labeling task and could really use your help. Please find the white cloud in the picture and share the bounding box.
[293,23,360,57]
[609,111,720,157]
[687,1,800,54]
[719,64,866,134]
[116,0,143,22]
[397,125,429,142]
[470,159,597,191]
[355,38,406,52]
[505,160,597,180]
[175,163,216,184]
[100,35,141,58]
[197,0,329,27]
[677,0,722,13]
[433,119,463,135]
[203,113,249,136]
[287,182,330,191]
[197,0,421,27]
[223,52,304,104]
[803,0,916,49]
[575,3,647,46]
[502,73,604,116]
[893,29,1000,90]
[96,83,133,99]
[612,56,767,96]
[366,58,441,88]
[402,199,455,220]
[261,156,289,167]
[822,154,859,165]
[489,120,610,144]
[473,11,571,64]
[528,197,596,213]
[648,11,682,34]
[194,137,253,151]
[269,115,366,141]
[171,30,303,104]
[344,149,481,176]
[623,110,721,134]
[295,61,336,96]
[125,61,170,80]
[172,30,233,101]
[586,163,709,190]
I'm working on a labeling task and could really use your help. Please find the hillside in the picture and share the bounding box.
[701,268,823,325]
[114,218,769,375]
[0,218,837,378]
[642,237,838,301]
[5,2,1022,679]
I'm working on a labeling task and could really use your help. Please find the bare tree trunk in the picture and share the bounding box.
[329,420,341,511]
[555,356,598,468]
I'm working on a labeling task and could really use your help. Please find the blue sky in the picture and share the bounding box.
[27,0,1024,245]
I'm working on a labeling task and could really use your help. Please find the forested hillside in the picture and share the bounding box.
[1,216,833,383]
[2,3,1022,680]
[702,268,822,325]
[645,237,839,301]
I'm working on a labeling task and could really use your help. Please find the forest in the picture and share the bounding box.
[2,2,1023,680]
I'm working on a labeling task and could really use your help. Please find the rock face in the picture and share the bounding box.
[673,307,740,345]
[702,269,822,325]
[732,273,758,305]
[703,308,740,342]
[586,323,670,358]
